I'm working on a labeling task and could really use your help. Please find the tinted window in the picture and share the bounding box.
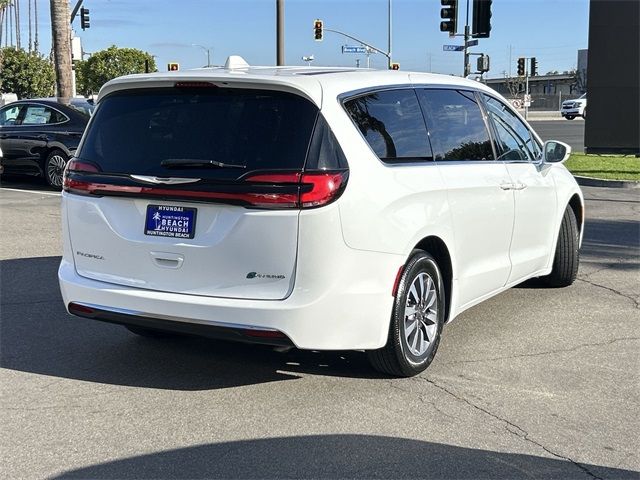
[417,89,494,161]
[21,105,67,125]
[305,115,348,170]
[344,89,432,162]
[483,94,539,161]
[78,88,318,179]
[0,105,23,126]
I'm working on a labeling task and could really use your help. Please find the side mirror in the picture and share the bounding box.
[543,140,571,164]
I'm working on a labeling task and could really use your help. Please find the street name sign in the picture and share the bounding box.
[443,45,464,52]
[466,39,479,47]
[342,46,368,54]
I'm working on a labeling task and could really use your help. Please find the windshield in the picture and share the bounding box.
[77,87,318,180]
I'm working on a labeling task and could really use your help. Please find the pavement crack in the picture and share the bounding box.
[416,376,604,480]
[445,337,640,365]
[576,277,640,309]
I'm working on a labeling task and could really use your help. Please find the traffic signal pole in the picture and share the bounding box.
[276,0,284,66]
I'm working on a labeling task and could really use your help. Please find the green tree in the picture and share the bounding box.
[77,45,156,96]
[0,47,55,98]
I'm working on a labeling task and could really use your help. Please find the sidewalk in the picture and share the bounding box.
[517,110,565,121]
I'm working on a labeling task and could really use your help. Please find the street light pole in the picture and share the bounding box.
[192,44,212,67]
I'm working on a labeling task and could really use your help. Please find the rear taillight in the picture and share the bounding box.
[246,171,348,209]
[64,169,348,210]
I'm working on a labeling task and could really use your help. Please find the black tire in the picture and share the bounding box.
[582,109,586,119]
[368,250,445,377]
[542,207,579,287]
[566,115,575,120]
[125,325,177,339]
[44,149,68,189]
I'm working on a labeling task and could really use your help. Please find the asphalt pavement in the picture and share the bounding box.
[0,179,638,479]
[530,119,586,153]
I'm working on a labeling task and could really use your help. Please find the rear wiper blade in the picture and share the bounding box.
[161,158,246,169]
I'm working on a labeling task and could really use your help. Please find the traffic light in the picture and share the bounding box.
[517,57,526,76]
[390,63,400,70]
[314,19,323,41]
[440,0,457,36]
[530,57,538,76]
[477,54,490,73]
[80,7,90,30]
[167,63,179,72]
[472,0,492,38]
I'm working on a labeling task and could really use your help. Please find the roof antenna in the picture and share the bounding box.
[224,55,250,69]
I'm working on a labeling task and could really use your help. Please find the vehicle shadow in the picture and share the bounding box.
[52,434,637,479]
[0,256,382,391]
[517,217,639,289]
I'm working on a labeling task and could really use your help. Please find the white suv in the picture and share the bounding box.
[561,93,587,120]
[59,59,584,377]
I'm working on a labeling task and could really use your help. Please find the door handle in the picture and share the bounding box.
[500,182,514,190]
[512,182,527,191]
[0,134,8,139]
[37,134,48,140]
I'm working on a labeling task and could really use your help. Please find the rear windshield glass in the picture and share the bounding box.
[77,88,318,179]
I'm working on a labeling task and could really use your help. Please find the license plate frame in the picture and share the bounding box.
[144,204,197,239]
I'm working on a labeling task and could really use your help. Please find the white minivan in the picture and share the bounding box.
[59,59,583,376]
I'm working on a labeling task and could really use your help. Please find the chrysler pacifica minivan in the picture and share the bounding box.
[59,57,583,376]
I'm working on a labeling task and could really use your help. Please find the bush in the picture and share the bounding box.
[76,45,156,96]
[0,47,55,99]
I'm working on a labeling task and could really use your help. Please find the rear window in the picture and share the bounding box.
[77,87,318,179]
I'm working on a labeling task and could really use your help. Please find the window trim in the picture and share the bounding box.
[5,102,70,127]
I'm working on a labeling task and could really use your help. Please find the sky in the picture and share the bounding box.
[6,0,590,79]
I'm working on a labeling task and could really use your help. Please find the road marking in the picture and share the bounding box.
[0,187,61,196]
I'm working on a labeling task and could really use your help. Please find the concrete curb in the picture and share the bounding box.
[574,175,640,189]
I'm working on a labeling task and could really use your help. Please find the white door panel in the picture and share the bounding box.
[505,162,558,282]
[438,162,515,306]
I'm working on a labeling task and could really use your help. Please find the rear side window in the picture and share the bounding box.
[417,89,494,161]
[22,105,67,125]
[305,115,348,170]
[77,88,318,180]
[344,89,432,163]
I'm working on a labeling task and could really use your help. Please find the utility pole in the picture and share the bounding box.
[387,0,392,69]
[463,0,470,77]
[50,0,73,102]
[276,0,284,66]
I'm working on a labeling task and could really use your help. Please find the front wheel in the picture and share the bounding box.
[368,251,445,377]
[565,115,575,120]
[541,207,580,287]
[44,149,68,189]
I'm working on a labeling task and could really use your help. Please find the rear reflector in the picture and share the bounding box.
[392,265,404,297]
[68,302,96,316]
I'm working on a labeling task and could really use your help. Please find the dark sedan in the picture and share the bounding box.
[0,98,94,188]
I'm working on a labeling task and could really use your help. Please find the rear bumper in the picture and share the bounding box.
[68,301,295,347]
[561,108,584,116]
[59,209,403,350]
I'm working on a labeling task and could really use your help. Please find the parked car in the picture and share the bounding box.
[0,98,94,187]
[59,58,584,377]
[560,93,587,120]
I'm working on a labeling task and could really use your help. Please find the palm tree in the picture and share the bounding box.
[49,0,72,101]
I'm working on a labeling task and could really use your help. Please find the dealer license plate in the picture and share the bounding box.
[144,205,197,239]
